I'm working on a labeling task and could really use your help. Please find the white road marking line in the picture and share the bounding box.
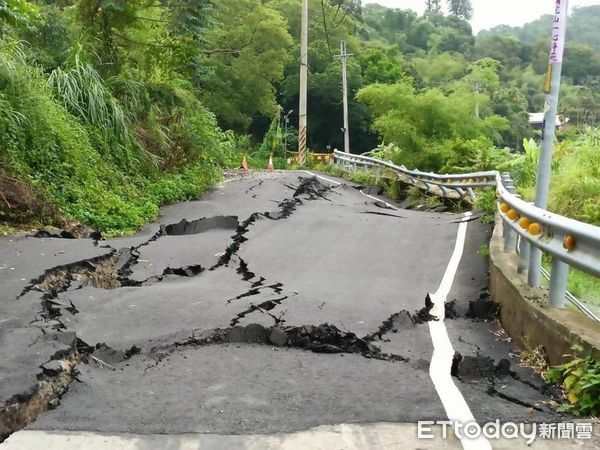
[301,170,397,210]
[301,170,341,185]
[359,191,396,209]
[428,211,490,450]
[306,169,486,446]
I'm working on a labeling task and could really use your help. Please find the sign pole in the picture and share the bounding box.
[529,0,569,287]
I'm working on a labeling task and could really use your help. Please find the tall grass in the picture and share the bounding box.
[1,38,225,235]
[549,130,600,225]
[48,55,138,167]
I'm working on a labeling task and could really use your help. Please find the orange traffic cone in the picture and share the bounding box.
[267,154,274,171]
[240,154,249,171]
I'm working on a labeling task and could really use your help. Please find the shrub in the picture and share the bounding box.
[549,130,600,225]
[473,188,496,223]
[545,345,600,416]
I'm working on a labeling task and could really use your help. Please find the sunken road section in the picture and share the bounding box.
[0,175,566,441]
[0,176,344,441]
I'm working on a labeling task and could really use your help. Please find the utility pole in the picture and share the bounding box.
[298,0,308,165]
[528,0,568,292]
[335,41,353,154]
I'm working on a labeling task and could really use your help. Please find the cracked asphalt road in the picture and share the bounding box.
[0,171,576,447]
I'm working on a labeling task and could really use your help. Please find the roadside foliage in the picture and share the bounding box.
[0,0,599,235]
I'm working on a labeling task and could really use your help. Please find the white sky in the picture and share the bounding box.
[363,0,600,32]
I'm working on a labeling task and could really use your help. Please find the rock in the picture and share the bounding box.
[40,360,65,377]
[390,310,414,331]
[269,328,288,347]
[227,326,246,343]
[243,324,269,344]
[115,248,133,273]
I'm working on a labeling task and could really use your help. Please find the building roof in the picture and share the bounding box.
[528,113,566,126]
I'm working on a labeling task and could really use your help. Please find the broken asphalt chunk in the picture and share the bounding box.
[269,328,288,347]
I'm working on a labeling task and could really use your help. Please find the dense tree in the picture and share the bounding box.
[447,0,472,21]
[562,43,600,85]
[358,48,405,85]
[473,36,531,78]
[412,53,467,86]
[357,79,509,170]
[201,0,292,132]
[2,0,600,234]
[425,0,442,14]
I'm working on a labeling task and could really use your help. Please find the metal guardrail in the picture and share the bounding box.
[333,150,600,322]
[334,151,496,201]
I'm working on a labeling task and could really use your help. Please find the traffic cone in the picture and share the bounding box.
[240,154,249,170]
[267,154,274,171]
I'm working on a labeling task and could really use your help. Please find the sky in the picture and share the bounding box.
[363,0,600,32]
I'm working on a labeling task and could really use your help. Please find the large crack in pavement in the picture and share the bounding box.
[0,176,347,442]
[1,175,565,440]
[143,322,408,370]
[230,297,289,326]
[209,197,300,271]
[364,284,565,416]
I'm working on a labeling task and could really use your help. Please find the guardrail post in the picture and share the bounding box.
[549,258,569,308]
[503,219,517,253]
[529,248,543,287]
[518,237,530,274]
[501,176,518,254]
[467,188,476,202]
[528,201,541,286]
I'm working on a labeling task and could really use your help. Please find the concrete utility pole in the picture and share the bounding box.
[529,0,568,293]
[335,41,353,154]
[298,0,308,165]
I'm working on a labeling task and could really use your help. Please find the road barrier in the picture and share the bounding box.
[333,150,600,321]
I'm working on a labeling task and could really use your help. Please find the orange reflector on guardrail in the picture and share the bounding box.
[564,235,576,251]
[519,218,531,229]
[529,223,542,236]
[507,209,519,221]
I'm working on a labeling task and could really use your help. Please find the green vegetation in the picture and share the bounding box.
[567,269,600,310]
[479,5,600,126]
[474,189,496,224]
[500,131,600,226]
[0,37,226,235]
[478,244,490,258]
[541,258,600,310]
[546,345,600,416]
[1,1,599,237]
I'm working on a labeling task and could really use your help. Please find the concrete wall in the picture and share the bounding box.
[489,218,600,365]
